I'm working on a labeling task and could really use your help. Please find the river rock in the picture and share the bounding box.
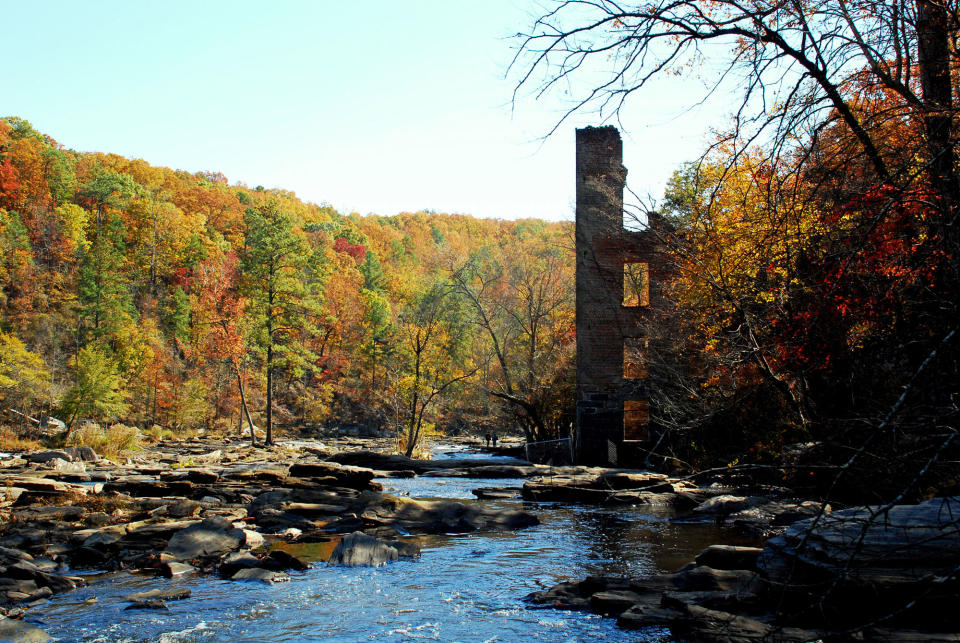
[13,505,85,522]
[6,477,88,495]
[186,469,219,484]
[124,587,191,602]
[471,487,520,500]
[4,563,81,595]
[161,562,195,577]
[728,499,828,535]
[166,500,202,518]
[25,450,73,464]
[163,517,245,561]
[0,487,25,503]
[0,546,33,563]
[757,495,960,629]
[219,551,262,577]
[361,495,539,534]
[223,464,289,484]
[0,617,50,642]
[325,451,428,472]
[0,579,40,596]
[384,539,421,559]
[590,590,647,615]
[687,494,766,518]
[597,471,670,490]
[241,529,265,549]
[230,568,289,582]
[62,446,99,462]
[193,450,222,464]
[43,458,87,474]
[617,602,684,629]
[125,599,168,610]
[694,545,763,571]
[82,528,124,550]
[288,461,375,489]
[522,478,612,503]
[327,532,398,567]
[267,550,310,571]
[668,565,755,592]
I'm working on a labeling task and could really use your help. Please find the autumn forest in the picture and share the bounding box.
[0,116,577,457]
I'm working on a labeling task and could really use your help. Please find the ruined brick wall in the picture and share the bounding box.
[575,126,660,466]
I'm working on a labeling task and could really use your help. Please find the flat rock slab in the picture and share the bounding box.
[222,464,289,484]
[688,495,766,517]
[163,517,245,561]
[695,545,763,571]
[6,477,89,495]
[617,604,684,629]
[597,471,670,490]
[288,461,374,489]
[26,450,74,464]
[124,588,191,602]
[757,495,960,627]
[13,505,85,522]
[472,487,520,500]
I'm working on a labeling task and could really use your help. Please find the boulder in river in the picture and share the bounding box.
[230,568,290,583]
[163,517,245,561]
[0,616,50,642]
[124,599,168,610]
[327,532,398,567]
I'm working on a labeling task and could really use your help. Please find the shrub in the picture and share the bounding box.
[141,424,177,443]
[65,422,141,460]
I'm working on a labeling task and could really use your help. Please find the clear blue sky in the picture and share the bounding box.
[3,1,723,221]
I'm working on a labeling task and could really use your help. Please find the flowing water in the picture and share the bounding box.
[24,446,755,642]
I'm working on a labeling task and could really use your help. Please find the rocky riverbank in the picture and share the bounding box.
[0,437,540,638]
[3,437,954,641]
[528,495,960,641]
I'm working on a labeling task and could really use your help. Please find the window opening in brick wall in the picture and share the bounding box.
[623,400,649,441]
[623,262,649,307]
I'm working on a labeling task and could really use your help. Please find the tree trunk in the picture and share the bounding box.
[916,0,959,205]
[265,280,275,446]
[235,367,257,445]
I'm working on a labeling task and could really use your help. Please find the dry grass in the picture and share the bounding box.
[39,491,131,514]
[65,423,142,460]
[0,424,45,452]
[141,424,177,443]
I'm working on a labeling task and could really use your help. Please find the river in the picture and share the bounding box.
[24,445,754,642]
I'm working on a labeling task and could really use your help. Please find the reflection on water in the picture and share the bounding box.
[429,443,520,462]
[26,453,759,642]
[381,475,521,500]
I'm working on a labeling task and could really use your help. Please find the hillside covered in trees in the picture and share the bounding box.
[0,116,576,455]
